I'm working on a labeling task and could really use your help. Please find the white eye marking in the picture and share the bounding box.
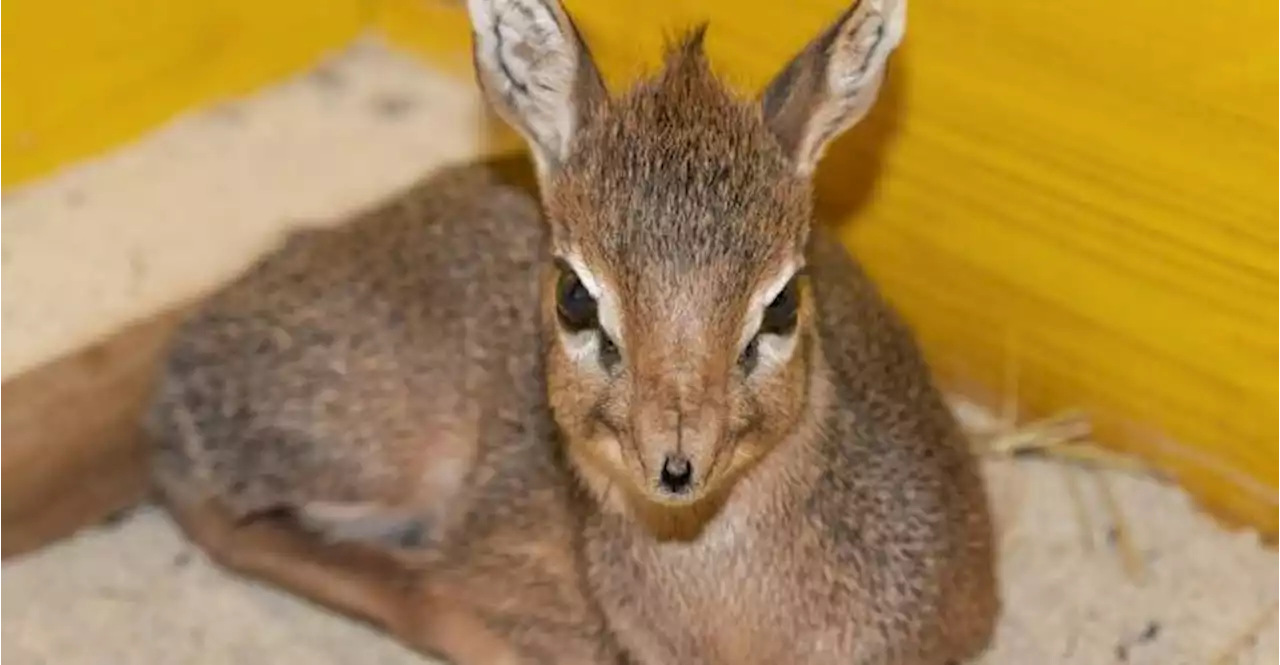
[558,252,624,363]
[739,263,802,349]
[755,329,799,371]
[561,327,603,364]
[562,253,603,298]
[737,263,804,374]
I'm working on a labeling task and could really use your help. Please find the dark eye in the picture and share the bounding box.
[739,276,802,373]
[760,277,800,336]
[555,262,598,332]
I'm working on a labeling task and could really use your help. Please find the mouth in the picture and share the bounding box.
[646,487,701,507]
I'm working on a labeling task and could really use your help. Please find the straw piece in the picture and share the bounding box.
[977,411,1093,456]
[1094,472,1146,584]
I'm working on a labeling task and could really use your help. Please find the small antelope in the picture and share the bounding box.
[147,0,999,663]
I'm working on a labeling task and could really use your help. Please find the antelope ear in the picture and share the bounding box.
[466,0,607,181]
[759,0,906,175]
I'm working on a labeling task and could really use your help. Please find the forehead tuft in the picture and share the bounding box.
[550,28,810,290]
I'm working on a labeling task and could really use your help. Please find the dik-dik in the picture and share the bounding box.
[146,0,1000,663]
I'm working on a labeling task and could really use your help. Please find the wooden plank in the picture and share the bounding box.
[1,307,188,559]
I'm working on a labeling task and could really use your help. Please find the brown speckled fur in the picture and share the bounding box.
[148,159,623,664]
[148,0,998,663]
[539,25,998,665]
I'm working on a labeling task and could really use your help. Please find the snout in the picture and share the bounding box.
[635,435,720,505]
[628,366,729,505]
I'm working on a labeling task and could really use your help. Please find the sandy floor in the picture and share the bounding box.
[2,37,1276,665]
[2,37,515,380]
[3,454,1275,665]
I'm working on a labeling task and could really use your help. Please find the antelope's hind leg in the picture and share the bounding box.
[158,485,523,664]
[160,485,418,635]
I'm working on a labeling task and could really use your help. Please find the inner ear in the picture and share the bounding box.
[467,0,608,178]
[759,0,906,174]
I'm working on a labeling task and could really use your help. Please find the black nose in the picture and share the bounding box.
[659,454,694,494]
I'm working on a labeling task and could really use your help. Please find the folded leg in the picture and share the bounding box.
[158,476,522,664]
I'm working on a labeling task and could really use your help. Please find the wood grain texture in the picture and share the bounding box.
[1,0,1274,537]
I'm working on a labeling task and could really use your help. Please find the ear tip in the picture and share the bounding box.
[464,0,491,27]
[881,0,908,49]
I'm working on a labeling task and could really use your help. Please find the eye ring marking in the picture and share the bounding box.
[554,258,621,370]
[739,273,803,372]
[760,275,801,336]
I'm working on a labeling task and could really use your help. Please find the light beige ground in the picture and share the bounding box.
[3,37,1276,665]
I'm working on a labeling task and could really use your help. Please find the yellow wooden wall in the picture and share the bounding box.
[3,0,1276,538]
